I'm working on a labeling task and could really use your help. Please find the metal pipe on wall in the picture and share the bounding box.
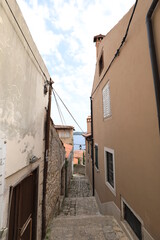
[146,0,160,133]
[90,97,95,196]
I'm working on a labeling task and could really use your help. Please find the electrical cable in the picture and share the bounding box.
[52,90,66,125]
[52,88,84,133]
[91,0,138,97]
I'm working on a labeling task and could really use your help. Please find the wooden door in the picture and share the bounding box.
[8,168,38,240]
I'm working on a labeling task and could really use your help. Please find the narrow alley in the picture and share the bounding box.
[47,174,128,240]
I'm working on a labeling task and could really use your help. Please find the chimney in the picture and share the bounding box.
[87,116,91,134]
[93,34,105,59]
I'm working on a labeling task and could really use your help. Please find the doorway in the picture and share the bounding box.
[8,168,38,240]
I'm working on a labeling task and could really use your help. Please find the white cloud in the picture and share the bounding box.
[17,0,64,56]
[17,0,135,131]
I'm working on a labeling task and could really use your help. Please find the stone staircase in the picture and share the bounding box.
[48,175,128,239]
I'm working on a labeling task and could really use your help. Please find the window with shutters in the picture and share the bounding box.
[95,144,98,169]
[104,147,116,195]
[103,81,111,118]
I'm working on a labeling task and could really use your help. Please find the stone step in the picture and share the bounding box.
[50,215,128,240]
[48,176,128,240]
[59,196,100,217]
[67,178,92,198]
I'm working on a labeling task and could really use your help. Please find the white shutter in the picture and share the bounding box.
[103,81,111,118]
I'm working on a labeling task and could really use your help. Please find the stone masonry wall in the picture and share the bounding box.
[66,149,73,194]
[73,164,85,175]
[46,121,65,228]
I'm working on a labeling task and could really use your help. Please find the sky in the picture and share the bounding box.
[16,0,135,132]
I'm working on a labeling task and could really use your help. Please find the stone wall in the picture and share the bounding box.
[46,120,65,228]
[73,164,85,175]
[65,149,73,196]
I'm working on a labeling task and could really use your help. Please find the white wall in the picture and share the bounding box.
[0,0,50,238]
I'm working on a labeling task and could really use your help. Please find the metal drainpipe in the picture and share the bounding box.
[146,0,160,133]
[42,78,53,239]
[90,97,95,196]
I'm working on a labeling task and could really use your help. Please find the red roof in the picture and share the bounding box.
[64,143,73,158]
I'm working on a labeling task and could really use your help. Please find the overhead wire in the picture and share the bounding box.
[91,0,138,97]
[52,90,66,125]
[4,0,48,82]
[52,88,84,133]
[5,0,84,133]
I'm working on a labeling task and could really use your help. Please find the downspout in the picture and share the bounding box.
[90,97,95,196]
[146,0,160,133]
[65,158,68,197]
[42,78,53,239]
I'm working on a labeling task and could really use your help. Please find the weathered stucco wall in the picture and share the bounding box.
[46,121,65,228]
[92,0,160,239]
[0,0,50,239]
[0,0,49,176]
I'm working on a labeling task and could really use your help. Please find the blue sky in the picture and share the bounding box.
[17,0,135,132]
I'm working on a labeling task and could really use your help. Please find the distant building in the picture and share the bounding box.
[74,150,84,165]
[55,125,75,145]
[85,1,160,240]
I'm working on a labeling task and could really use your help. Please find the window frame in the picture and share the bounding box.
[104,147,116,196]
[121,198,143,240]
[95,144,99,170]
[102,81,111,119]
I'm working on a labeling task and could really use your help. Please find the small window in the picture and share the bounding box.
[103,81,111,118]
[59,131,70,138]
[95,144,98,169]
[99,53,104,75]
[123,201,142,240]
[104,147,115,195]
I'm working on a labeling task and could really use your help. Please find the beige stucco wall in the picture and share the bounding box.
[85,141,92,186]
[92,0,160,239]
[0,0,50,239]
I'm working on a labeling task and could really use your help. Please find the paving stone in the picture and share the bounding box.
[47,174,129,240]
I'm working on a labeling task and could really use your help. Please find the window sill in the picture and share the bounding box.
[105,182,116,196]
[103,115,112,121]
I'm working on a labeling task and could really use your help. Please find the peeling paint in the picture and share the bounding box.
[0,2,50,236]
